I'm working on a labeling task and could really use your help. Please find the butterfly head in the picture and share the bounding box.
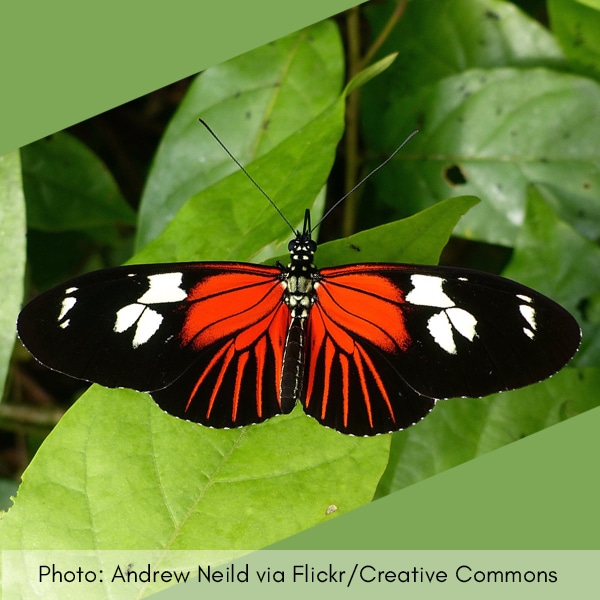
[288,209,316,260]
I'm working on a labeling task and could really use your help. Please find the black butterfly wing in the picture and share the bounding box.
[18,259,581,436]
[302,263,580,435]
[17,262,291,427]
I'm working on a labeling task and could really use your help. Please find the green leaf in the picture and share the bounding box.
[377,367,600,497]
[549,0,600,80]
[134,96,348,265]
[0,151,26,395]
[361,67,600,246]
[575,0,600,9]
[363,0,564,105]
[20,132,135,231]
[1,390,389,550]
[314,195,479,267]
[344,52,397,95]
[358,0,600,246]
[137,19,344,249]
[19,132,137,288]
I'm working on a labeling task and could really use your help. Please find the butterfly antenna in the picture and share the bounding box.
[199,118,296,235]
[311,130,419,232]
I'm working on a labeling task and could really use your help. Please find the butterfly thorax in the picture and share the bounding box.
[281,234,319,319]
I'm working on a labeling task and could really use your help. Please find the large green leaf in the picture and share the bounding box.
[361,0,566,167]
[134,97,348,265]
[312,195,479,267]
[0,151,26,394]
[19,132,137,288]
[361,67,600,246]
[0,152,26,561]
[359,0,600,246]
[549,0,600,80]
[363,0,564,98]
[2,391,388,550]
[20,132,135,232]
[137,19,344,248]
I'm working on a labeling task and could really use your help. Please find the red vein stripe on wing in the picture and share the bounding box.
[303,265,433,435]
[161,265,291,426]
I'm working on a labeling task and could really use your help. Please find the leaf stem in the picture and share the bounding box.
[341,0,407,237]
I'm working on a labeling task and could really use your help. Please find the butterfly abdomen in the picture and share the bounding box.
[280,315,307,408]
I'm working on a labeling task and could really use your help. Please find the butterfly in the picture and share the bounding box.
[17,206,580,436]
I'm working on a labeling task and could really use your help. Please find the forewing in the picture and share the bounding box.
[17,263,290,426]
[302,263,580,435]
[151,266,291,427]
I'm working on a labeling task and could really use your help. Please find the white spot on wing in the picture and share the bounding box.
[427,306,478,354]
[519,304,536,331]
[519,302,536,340]
[115,304,145,333]
[138,273,187,304]
[406,274,453,308]
[111,272,187,348]
[447,307,477,342]
[427,312,456,354]
[114,304,163,348]
[517,294,533,303]
[58,296,77,322]
[132,308,163,347]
